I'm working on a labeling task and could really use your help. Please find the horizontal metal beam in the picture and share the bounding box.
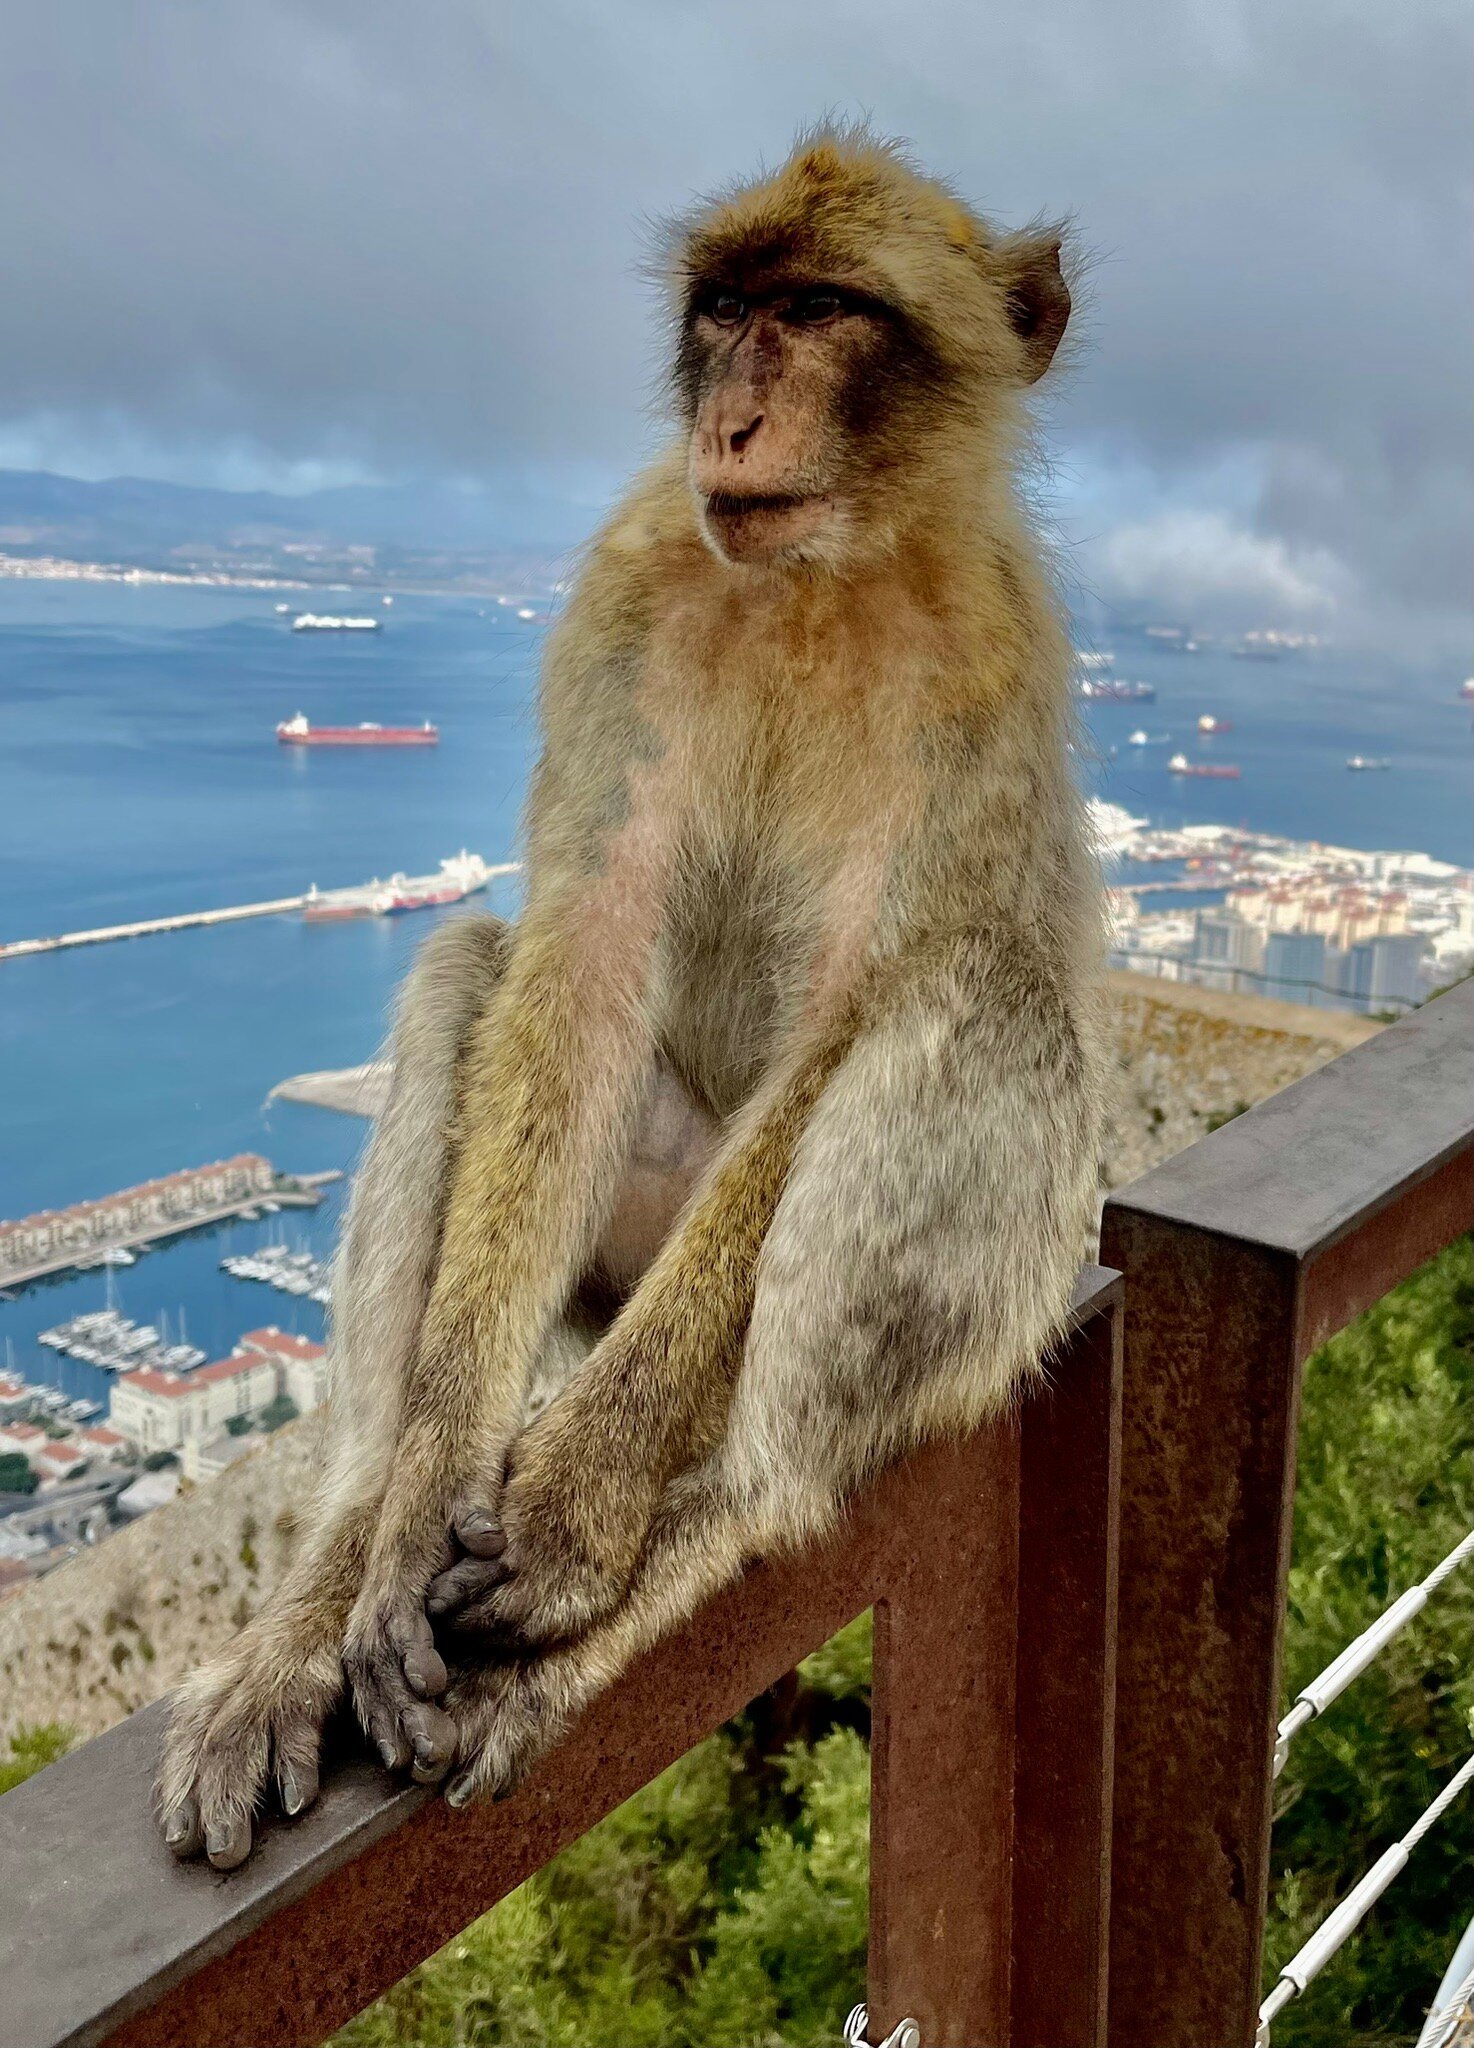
[1108,977,1472,1263]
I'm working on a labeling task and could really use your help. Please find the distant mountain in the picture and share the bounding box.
[0,468,600,570]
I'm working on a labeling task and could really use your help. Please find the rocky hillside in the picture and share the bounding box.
[0,973,1380,1744]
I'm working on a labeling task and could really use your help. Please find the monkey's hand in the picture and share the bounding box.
[426,1388,662,1650]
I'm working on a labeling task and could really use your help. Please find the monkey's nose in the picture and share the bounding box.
[726,412,763,458]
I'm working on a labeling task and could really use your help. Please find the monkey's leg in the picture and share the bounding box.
[157,913,511,1867]
[341,878,669,1762]
[429,1006,859,1649]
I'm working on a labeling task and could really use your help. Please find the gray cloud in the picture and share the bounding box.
[0,0,1469,651]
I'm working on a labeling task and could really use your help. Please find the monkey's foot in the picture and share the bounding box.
[157,1627,345,1870]
[437,1655,582,1809]
[342,1589,461,1784]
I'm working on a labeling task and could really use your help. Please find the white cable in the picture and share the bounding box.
[844,2004,921,2048]
[1258,1754,1474,2046]
[1418,1960,1474,2048]
[1274,1529,1474,1778]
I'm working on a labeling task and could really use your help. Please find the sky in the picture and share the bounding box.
[1,0,1470,658]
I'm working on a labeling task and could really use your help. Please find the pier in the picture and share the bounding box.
[0,895,309,960]
[0,856,519,960]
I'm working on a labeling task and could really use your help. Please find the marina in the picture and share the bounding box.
[221,1242,333,1306]
[38,1303,207,1375]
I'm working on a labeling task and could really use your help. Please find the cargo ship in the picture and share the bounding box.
[291,613,382,632]
[1168,753,1241,781]
[302,851,494,922]
[1197,714,1232,735]
[1078,678,1157,703]
[276,712,438,746]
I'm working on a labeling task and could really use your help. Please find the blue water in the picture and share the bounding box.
[0,580,1468,1406]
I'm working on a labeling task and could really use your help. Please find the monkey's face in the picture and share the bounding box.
[679,278,926,569]
[670,135,1073,575]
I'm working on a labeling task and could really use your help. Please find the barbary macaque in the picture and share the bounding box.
[159,127,1105,1868]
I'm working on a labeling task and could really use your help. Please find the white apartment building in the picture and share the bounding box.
[108,1330,328,1455]
[110,1348,279,1455]
[241,1326,332,1415]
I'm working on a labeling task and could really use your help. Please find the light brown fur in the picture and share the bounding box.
[159,126,1105,1861]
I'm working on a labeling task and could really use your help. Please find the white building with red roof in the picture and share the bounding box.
[109,1346,279,1455]
[108,1330,328,1454]
[241,1326,331,1415]
[34,1440,89,1488]
[0,1419,48,1463]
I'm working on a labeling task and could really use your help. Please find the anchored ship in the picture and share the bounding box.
[1197,714,1233,735]
[1078,678,1157,703]
[1169,753,1241,781]
[277,712,438,746]
[291,613,382,632]
[302,851,494,922]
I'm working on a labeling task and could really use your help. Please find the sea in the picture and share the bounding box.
[0,578,1468,1410]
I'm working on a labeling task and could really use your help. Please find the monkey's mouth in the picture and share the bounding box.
[701,490,835,562]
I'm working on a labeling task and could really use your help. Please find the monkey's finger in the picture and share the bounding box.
[427,1554,508,1616]
[205,1811,253,1872]
[453,1506,508,1559]
[161,1794,203,1859]
[402,1699,458,1783]
[277,1753,319,1819]
[366,1705,411,1773]
[390,1606,449,1699]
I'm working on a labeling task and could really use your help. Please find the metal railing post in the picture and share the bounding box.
[868,1274,1122,2048]
[1102,981,1474,2048]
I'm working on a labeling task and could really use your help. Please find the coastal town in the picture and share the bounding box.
[1103,814,1473,1012]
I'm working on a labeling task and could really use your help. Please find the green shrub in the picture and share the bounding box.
[0,1723,76,1795]
[1264,1236,1472,2046]
[0,1451,38,1494]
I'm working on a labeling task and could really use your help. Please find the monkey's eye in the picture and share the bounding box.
[787,289,844,325]
[708,293,747,326]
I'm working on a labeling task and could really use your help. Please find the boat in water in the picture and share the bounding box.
[277,713,437,747]
[290,613,382,632]
[1169,753,1241,781]
[1197,715,1233,735]
[302,850,494,922]
[1079,678,1157,703]
[1346,756,1391,771]
[1127,729,1172,747]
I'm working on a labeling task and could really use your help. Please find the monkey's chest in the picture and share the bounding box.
[657,857,818,1117]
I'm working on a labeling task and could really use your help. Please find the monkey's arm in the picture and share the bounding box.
[433,923,1104,1798]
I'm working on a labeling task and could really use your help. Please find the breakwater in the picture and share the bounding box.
[0,895,309,960]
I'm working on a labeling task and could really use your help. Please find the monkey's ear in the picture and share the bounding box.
[997,235,1071,385]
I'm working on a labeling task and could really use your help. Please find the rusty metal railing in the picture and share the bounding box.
[0,1272,1122,2048]
[1103,975,1473,2048]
